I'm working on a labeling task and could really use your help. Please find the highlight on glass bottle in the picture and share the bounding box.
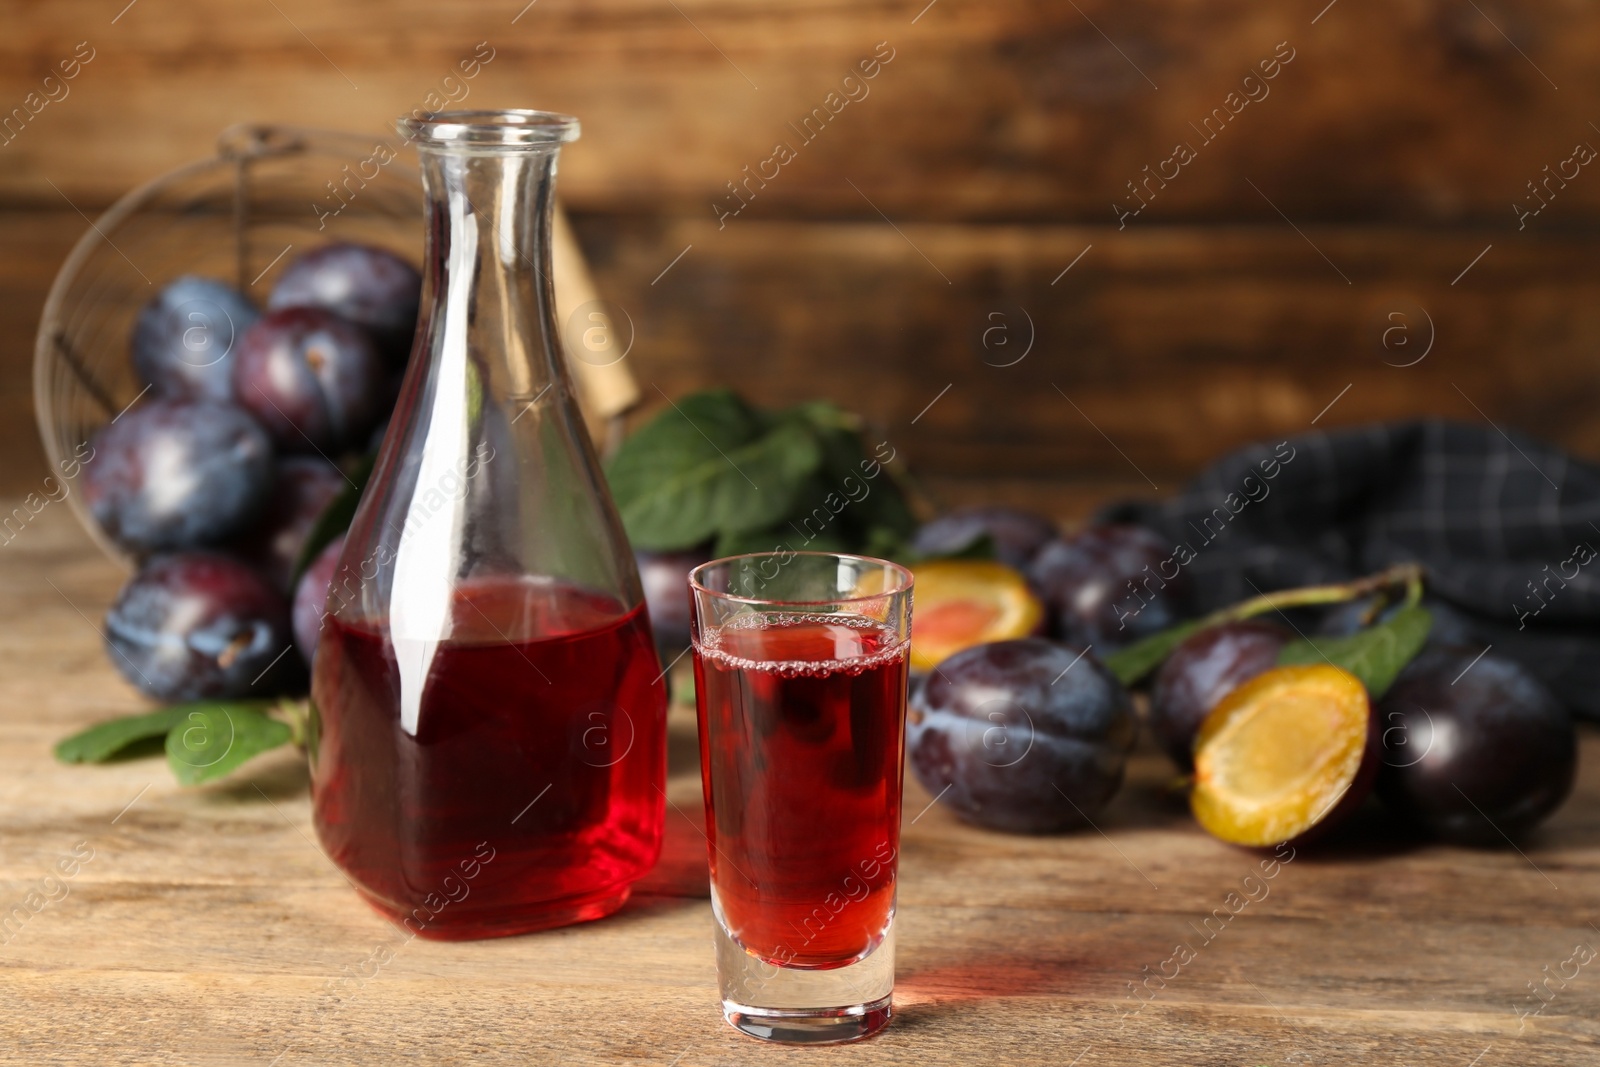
[689,552,913,1044]
[308,110,667,940]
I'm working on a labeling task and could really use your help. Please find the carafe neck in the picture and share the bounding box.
[415,142,564,402]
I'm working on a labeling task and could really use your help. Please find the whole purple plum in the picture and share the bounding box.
[911,506,1058,569]
[1028,524,1193,652]
[908,638,1136,833]
[131,276,260,402]
[267,243,421,364]
[105,553,300,700]
[82,399,273,554]
[1378,646,1575,844]
[232,307,384,454]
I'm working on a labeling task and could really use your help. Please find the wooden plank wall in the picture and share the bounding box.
[1,0,1596,499]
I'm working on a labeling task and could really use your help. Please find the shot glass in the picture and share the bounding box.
[689,552,914,1044]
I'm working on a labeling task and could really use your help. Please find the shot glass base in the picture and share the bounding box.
[723,996,892,1044]
[712,894,894,1045]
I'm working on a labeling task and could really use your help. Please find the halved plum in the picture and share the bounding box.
[1150,619,1293,770]
[1191,664,1377,847]
[909,559,1043,672]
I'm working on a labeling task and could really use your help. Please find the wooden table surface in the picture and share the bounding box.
[2,501,1597,1066]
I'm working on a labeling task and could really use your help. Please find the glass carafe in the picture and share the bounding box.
[308,110,666,940]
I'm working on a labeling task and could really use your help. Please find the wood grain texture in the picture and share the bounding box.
[7,208,1600,497]
[0,213,74,496]
[0,502,1596,1066]
[0,0,1597,224]
[582,213,1600,480]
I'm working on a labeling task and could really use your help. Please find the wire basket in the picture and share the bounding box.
[33,125,429,569]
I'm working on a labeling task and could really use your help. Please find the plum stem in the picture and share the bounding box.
[1104,563,1427,687]
[1206,563,1425,627]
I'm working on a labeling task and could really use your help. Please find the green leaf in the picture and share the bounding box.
[55,705,196,763]
[291,451,376,587]
[606,390,918,555]
[1101,620,1208,688]
[165,703,294,786]
[611,390,765,477]
[1276,603,1433,698]
[862,525,913,563]
[857,483,918,545]
[606,393,822,550]
[606,391,764,550]
[794,403,916,546]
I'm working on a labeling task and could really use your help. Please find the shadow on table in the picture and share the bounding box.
[1267,772,1600,863]
[619,708,711,914]
[629,794,712,903]
[207,748,311,802]
[897,949,1085,1004]
[627,702,712,904]
[893,947,1111,1038]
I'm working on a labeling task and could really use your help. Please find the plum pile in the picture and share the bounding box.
[1146,584,1577,847]
[900,509,1577,848]
[904,509,1194,656]
[89,244,420,702]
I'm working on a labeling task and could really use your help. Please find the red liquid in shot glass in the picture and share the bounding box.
[310,575,666,939]
[693,613,909,969]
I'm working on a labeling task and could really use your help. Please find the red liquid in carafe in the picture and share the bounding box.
[310,575,665,939]
[693,614,908,968]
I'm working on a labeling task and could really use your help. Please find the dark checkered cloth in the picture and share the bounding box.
[1102,420,1600,721]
